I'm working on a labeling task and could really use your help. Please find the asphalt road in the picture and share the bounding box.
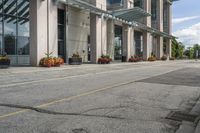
[0,61,200,133]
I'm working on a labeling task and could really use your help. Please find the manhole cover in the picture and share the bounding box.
[166,111,198,122]
[72,128,89,133]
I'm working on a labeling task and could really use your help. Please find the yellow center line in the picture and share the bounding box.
[0,66,182,120]
[0,80,135,120]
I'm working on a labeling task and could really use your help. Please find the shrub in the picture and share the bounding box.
[98,55,112,64]
[0,55,10,61]
[39,52,64,67]
[40,57,64,67]
[148,56,156,62]
[72,52,80,58]
[129,55,142,62]
[161,55,167,61]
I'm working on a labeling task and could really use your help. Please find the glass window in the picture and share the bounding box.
[18,0,29,18]
[151,0,157,21]
[4,35,16,55]
[134,0,144,9]
[58,9,65,24]
[0,0,30,61]
[58,41,64,57]
[18,18,29,37]
[107,0,122,5]
[4,0,17,15]
[0,0,2,13]
[0,35,2,54]
[4,15,17,36]
[58,25,64,40]
[0,14,2,34]
[17,36,29,55]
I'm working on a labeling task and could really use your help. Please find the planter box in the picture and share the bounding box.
[0,59,10,68]
[69,58,82,65]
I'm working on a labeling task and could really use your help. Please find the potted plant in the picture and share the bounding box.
[98,55,112,64]
[0,53,10,68]
[148,56,156,62]
[129,55,143,62]
[69,52,82,65]
[40,52,64,67]
[161,55,167,61]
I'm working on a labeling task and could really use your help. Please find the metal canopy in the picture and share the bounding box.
[134,22,174,38]
[57,0,109,15]
[112,7,151,21]
[56,0,173,39]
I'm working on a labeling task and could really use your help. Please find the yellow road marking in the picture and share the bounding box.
[0,110,27,119]
[0,80,134,120]
[0,66,182,120]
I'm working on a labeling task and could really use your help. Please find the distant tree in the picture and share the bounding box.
[192,44,200,58]
[171,38,185,59]
[189,47,194,59]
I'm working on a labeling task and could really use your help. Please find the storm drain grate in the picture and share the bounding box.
[166,111,198,123]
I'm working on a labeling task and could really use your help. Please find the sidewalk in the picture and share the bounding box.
[0,61,163,74]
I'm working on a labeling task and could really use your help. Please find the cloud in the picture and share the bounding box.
[173,16,199,25]
[173,22,200,47]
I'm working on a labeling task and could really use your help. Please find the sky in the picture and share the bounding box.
[172,0,200,48]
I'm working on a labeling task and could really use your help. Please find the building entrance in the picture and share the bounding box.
[114,25,122,61]
[58,9,66,62]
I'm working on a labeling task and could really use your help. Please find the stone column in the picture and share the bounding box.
[143,0,151,60]
[107,19,115,60]
[121,0,134,61]
[29,0,57,66]
[122,25,134,61]
[157,36,163,58]
[156,0,164,59]
[166,3,172,57]
[90,0,107,63]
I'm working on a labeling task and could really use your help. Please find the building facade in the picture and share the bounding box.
[0,0,173,66]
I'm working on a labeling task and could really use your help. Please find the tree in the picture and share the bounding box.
[171,38,185,59]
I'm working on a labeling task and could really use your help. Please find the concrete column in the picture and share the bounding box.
[166,3,172,57]
[143,32,152,60]
[90,0,107,63]
[156,36,163,58]
[143,0,151,60]
[122,25,134,61]
[29,0,57,66]
[107,19,115,60]
[156,0,164,59]
[166,39,172,57]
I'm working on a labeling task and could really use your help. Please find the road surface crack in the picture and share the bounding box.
[0,103,126,120]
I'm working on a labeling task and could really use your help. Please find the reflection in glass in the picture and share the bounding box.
[17,36,29,55]
[4,15,17,36]
[58,41,64,58]
[4,35,16,55]
[0,0,30,64]
[0,35,2,54]
[0,14,2,34]
[3,0,17,15]
[18,0,29,18]
[18,18,29,37]
[58,25,64,40]
[0,0,2,13]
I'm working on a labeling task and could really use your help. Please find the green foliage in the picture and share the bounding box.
[172,38,185,59]
[185,44,200,59]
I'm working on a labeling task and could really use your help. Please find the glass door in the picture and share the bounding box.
[114,25,122,61]
[58,9,66,62]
